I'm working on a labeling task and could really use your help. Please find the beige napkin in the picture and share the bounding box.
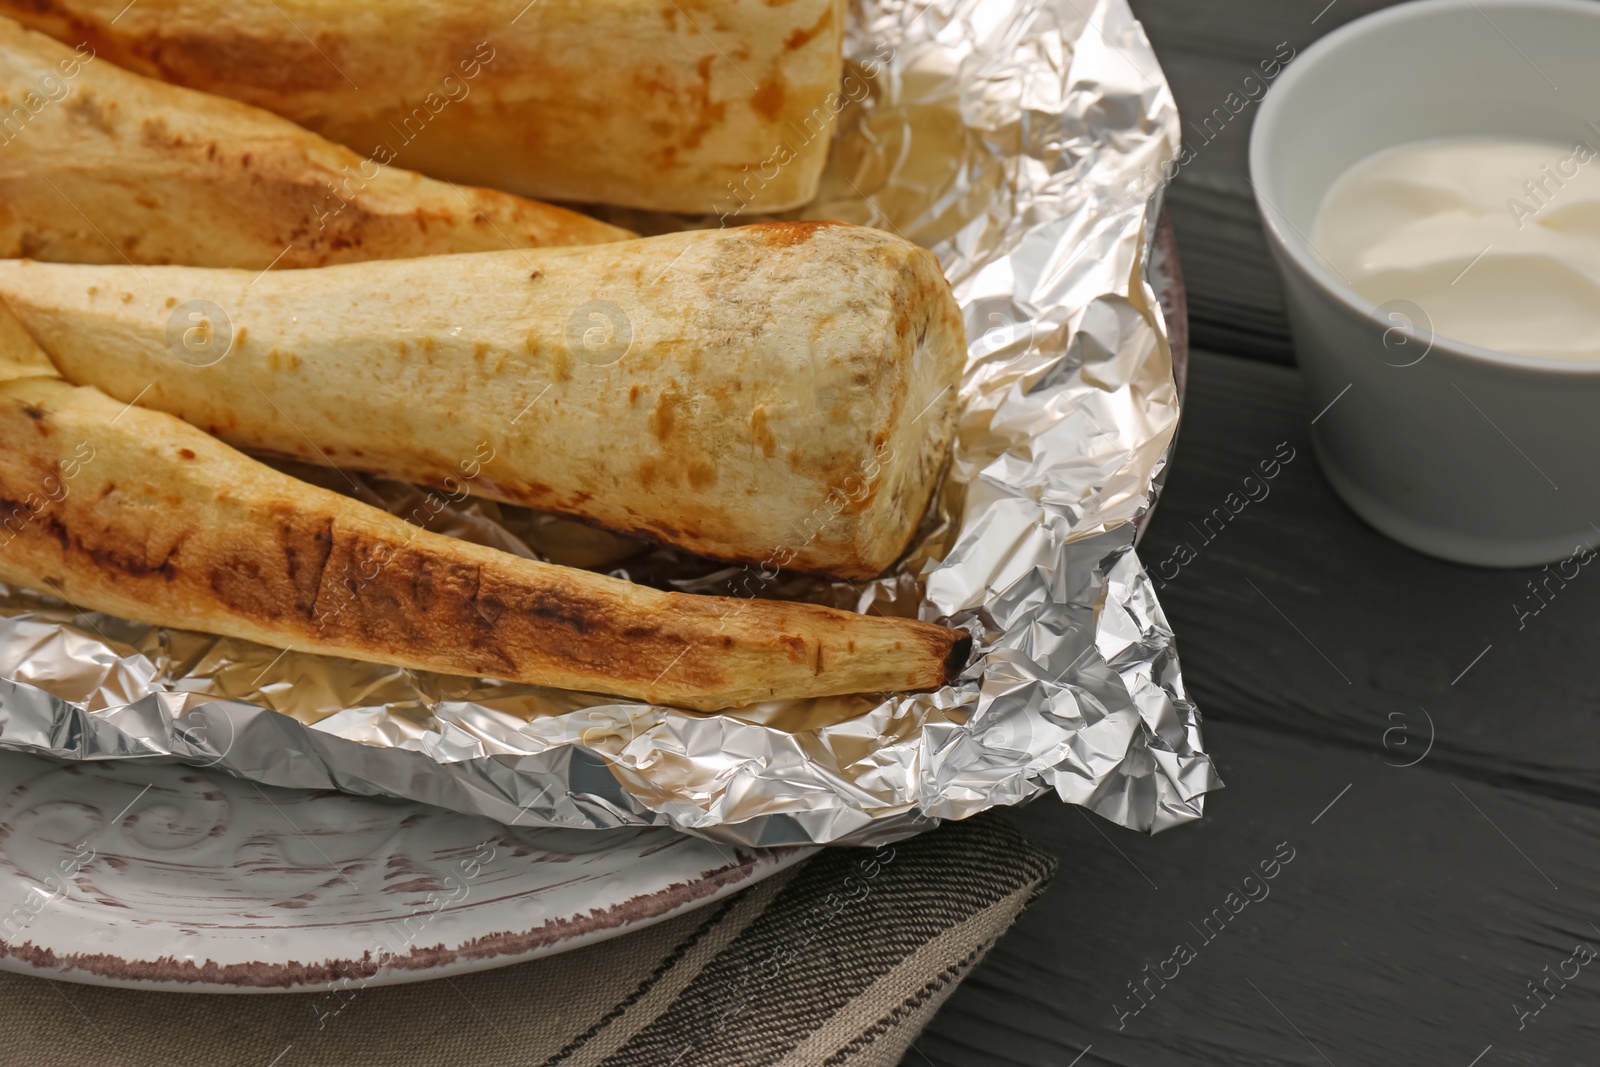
[0,812,1054,1067]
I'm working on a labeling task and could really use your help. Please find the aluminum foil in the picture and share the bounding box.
[0,0,1219,845]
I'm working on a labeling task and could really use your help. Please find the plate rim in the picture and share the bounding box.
[0,754,811,994]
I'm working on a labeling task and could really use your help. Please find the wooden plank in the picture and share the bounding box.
[1140,350,1600,797]
[910,719,1600,1066]
[1163,183,1290,364]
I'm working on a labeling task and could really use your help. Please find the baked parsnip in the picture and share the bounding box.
[0,16,629,268]
[0,0,845,214]
[0,222,966,579]
[0,375,969,711]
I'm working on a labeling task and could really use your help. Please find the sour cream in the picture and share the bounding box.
[1312,135,1600,361]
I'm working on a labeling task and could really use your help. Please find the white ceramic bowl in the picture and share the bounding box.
[1250,0,1600,567]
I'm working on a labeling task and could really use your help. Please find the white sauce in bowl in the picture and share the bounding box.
[1312,135,1600,361]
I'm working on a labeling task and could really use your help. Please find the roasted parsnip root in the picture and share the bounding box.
[0,0,845,213]
[0,222,967,578]
[0,376,970,711]
[0,17,630,268]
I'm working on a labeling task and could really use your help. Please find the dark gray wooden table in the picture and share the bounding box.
[907,2,1600,1064]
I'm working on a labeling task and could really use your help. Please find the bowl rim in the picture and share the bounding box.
[1248,0,1600,378]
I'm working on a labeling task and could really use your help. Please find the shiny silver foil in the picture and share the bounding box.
[0,0,1218,845]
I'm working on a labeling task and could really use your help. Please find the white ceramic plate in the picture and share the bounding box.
[0,750,807,992]
[0,226,1183,994]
